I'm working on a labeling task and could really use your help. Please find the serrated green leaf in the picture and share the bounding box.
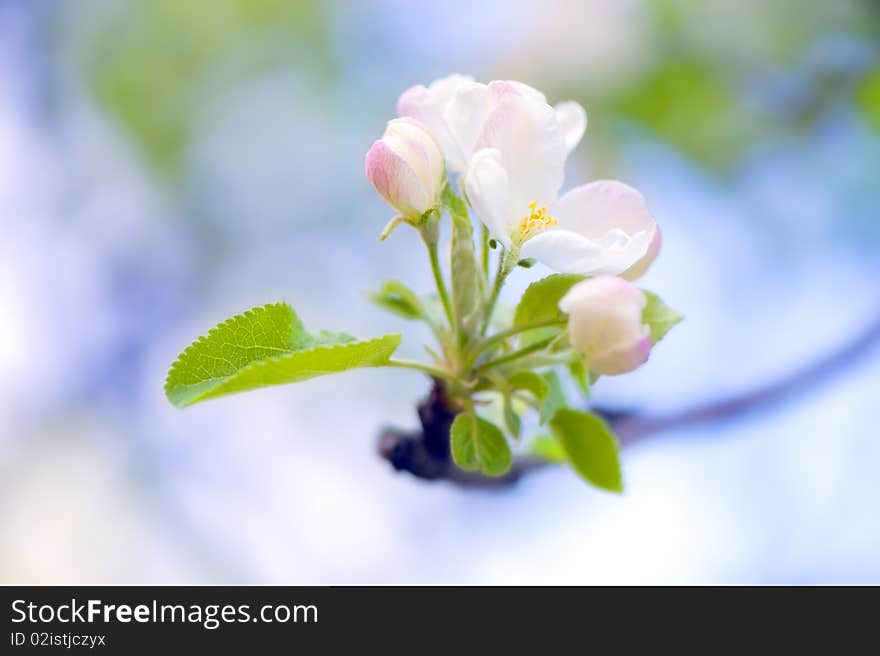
[513,274,585,327]
[642,291,683,344]
[445,186,482,335]
[369,280,424,320]
[539,370,566,425]
[508,371,549,401]
[530,434,568,463]
[165,303,400,408]
[450,412,512,476]
[550,408,622,493]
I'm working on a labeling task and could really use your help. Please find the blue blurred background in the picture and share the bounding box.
[2,0,879,584]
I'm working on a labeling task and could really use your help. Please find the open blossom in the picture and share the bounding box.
[559,276,651,376]
[462,84,659,277]
[397,75,587,175]
[365,117,445,220]
[397,74,655,278]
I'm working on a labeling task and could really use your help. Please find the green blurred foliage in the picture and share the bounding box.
[612,60,753,170]
[856,67,880,131]
[75,0,335,178]
[558,0,880,174]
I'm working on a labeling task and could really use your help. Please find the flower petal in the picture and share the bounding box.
[554,101,587,153]
[397,75,485,172]
[559,276,651,376]
[382,117,445,191]
[365,140,431,218]
[474,92,566,212]
[520,229,606,274]
[463,148,514,248]
[549,180,657,275]
[442,80,496,172]
[621,225,661,281]
[488,79,547,104]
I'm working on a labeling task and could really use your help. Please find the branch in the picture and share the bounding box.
[377,311,880,488]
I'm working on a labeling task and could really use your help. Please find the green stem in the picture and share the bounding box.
[474,335,556,374]
[468,318,567,362]
[480,252,513,336]
[426,240,454,330]
[481,225,490,277]
[386,358,464,385]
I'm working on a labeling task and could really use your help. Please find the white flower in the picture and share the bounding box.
[461,84,659,278]
[365,117,445,220]
[559,276,651,376]
[397,75,587,175]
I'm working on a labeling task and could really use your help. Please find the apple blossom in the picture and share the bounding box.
[559,276,651,376]
[365,117,445,222]
[397,75,587,175]
[465,149,659,279]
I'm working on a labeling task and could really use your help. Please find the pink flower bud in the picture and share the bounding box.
[559,276,651,376]
[365,118,445,220]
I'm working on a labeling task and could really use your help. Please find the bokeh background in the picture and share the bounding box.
[2,0,879,584]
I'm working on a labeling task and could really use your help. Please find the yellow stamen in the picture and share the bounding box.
[516,200,557,245]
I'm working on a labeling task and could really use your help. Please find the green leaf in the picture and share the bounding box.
[165,303,400,408]
[450,412,512,476]
[502,394,522,439]
[539,370,566,425]
[568,359,590,395]
[642,291,683,344]
[444,187,482,335]
[530,435,568,463]
[508,370,549,401]
[369,280,424,320]
[513,273,584,327]
[549,409,623,493]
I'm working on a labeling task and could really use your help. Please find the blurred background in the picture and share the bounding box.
[2,0,879,584]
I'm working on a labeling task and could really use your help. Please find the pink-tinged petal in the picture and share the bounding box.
[475,93,566,211]
[554,101,587,153]
[621,225,661,281]
[383,118,444,190]
[463,148,514,247]
[365,140,430,218]
[396,84,430,118]
[442,80,495,172]
[488,80,548,104]
[397,75,481,174]
[558,276,651,376]
[590,332,651,376]
[365,117,445,220]
[550,180,657,274]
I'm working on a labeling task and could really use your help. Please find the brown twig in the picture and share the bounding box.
[377,312,880,488]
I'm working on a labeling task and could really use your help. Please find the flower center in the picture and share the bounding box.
[515,200,557,245]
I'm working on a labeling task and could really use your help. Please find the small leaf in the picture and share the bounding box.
[370,280,424,320]
[450,412,512,476]
[502,395,522,439]
[165,303,400,408]
[549,408,623,492]
[508,371,549,401]
[513,273,584,327]
[379,215,407,241]
[530,434,568,463]
[445,187,482,335]
[539,370,566,425]
[642,291,683,344]
[568,359,590,395]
